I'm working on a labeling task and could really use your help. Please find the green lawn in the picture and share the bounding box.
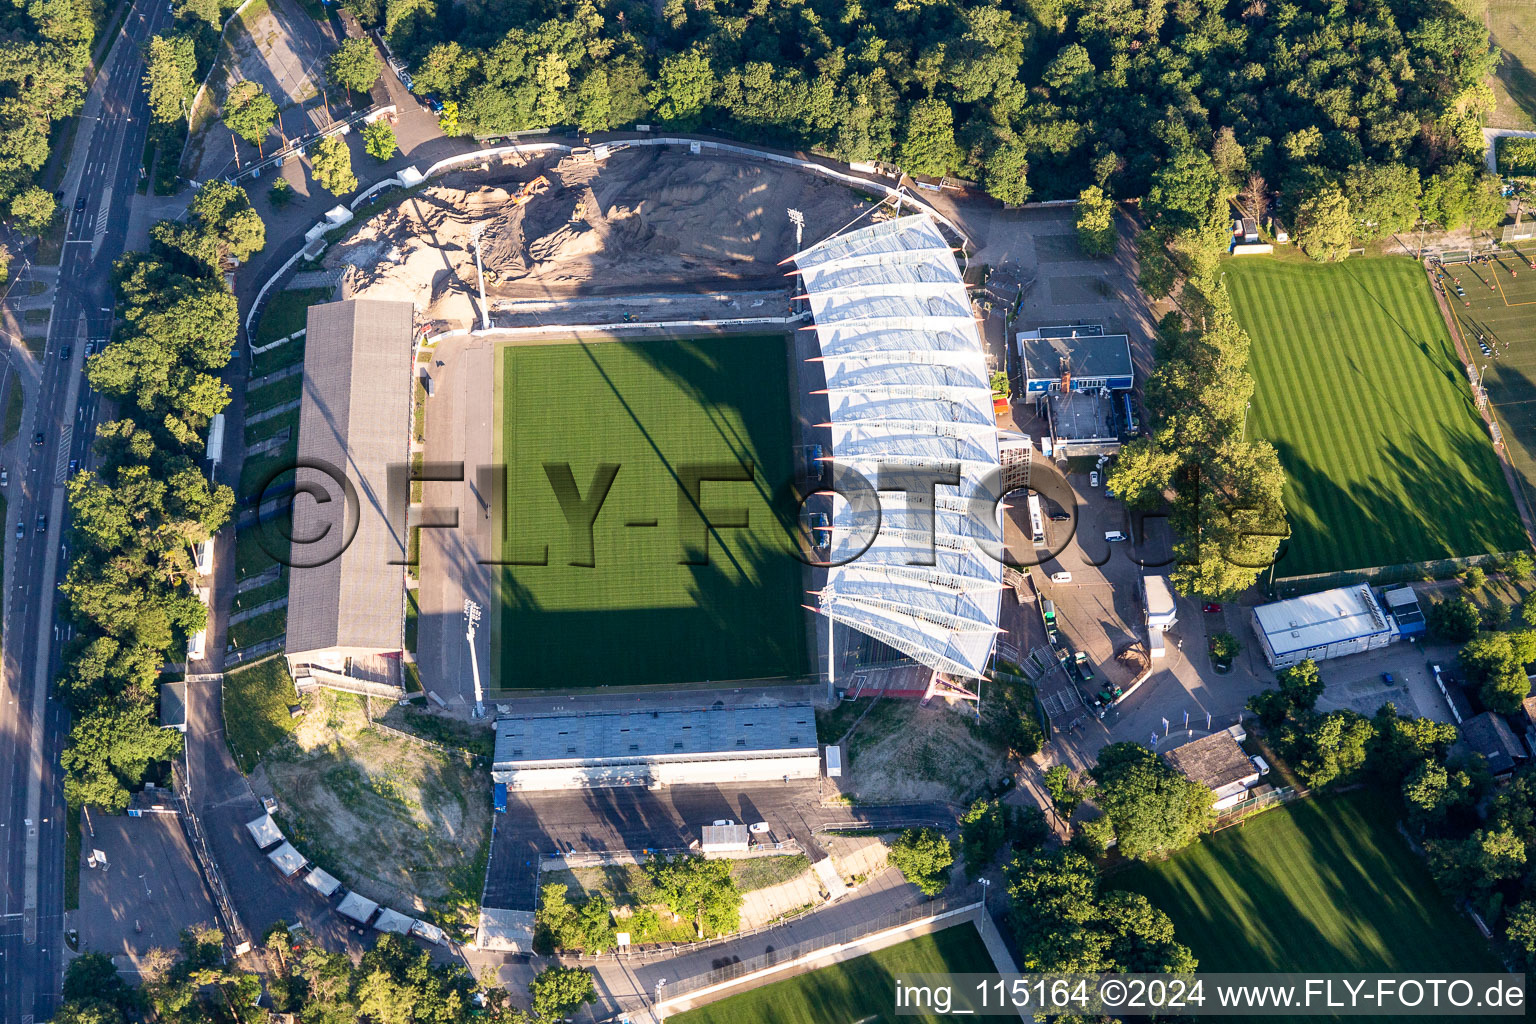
[251,338,304,378]
[671,925,996,1024]
[1227,258,1524,577]
[1111,791,1500,974]
[254,287,331,347]
[222,658,300,774]
[1490,0,1536,129]
[245,374,302,415]
[228,608,287,649]
[494,336,807,689]
[3,375,22,443]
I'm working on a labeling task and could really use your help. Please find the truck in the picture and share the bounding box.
[1074,651,1094,683]
[492,782,507,814]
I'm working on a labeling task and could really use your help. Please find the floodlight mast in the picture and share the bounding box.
[470,224,491,332]
[788,208,805,248]
[464,599,484,718]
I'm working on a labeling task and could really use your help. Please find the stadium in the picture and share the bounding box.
[270,144,1011,714]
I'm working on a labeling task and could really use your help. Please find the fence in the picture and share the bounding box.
[1213,784,1297,829]
[170,761,249,956]
[659,895,982,1001]
[1272,550,1523,596]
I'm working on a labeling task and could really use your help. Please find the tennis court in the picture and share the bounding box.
[1442,246,1536,527]
[492,335,808,690]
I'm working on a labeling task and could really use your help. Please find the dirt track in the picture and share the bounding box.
[331,146,880,326]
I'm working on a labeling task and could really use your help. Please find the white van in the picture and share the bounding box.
[1104,531,1128,542]
[1251,755,1271,776]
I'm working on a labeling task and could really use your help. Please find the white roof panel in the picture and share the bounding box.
[244,814,282,850]
[304,866,342,897]
[1253,585,1394,657]
[794,215,1002,680]
[266,841,306,877]
[373,907,415,934]
[337,891,380,923]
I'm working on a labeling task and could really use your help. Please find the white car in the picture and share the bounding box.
[712,819,736,827]
[1089,471,1099,488]
[1049,571,1073,583]
[748,821,772,834]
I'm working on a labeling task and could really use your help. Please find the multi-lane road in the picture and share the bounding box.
[0,2,169,1019]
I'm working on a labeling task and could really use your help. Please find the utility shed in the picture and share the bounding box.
[492,703,821,791]
[245,814,282,850]
[285,299,414,700]
[700,824,750,853]
[1144,575,1177,636]
[1250,585,1397,668]
[1460,712,1527,777]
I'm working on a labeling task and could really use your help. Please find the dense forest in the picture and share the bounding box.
[348,0,1498,206]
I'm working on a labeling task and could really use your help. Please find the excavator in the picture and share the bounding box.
[510,174,551,207]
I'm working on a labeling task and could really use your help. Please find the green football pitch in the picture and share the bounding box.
[670,925,998,1024]
[493,335,808,690]
[1443,246,1536,536]
[1226,258,1524,578]
[1111,791,1499,974]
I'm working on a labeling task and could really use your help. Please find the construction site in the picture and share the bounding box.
[329,146,882,327]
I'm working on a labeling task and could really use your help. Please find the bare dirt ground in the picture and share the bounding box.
[333,146,881,327]
[254,689,490,929]
[835,698,1010,805]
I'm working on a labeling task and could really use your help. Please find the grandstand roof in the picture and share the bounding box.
[794,215,1003,679]
[286,299,414,660]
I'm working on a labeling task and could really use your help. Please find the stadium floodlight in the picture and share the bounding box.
[464,599,484,718]
[469,224,491,332]
[788,208,804,248]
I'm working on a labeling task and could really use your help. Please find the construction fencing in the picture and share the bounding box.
[1272,550,1524,597]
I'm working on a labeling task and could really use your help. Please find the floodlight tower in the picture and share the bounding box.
[464,599,484,718]
[788,208,804,248]
[470,224,491,332]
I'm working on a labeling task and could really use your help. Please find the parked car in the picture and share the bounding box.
[1,467,8,487]
[1251,755,1271,776]
[712,819,736,827]
[1049,512,1071,521]
[1049,571,1073,583]
[1202,602,1222,613]
[1089,471,1099,488]
[1381,672,1395,686]
[748,822,771,834]
[807,511,831,548]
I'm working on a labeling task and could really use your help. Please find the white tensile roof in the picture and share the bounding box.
[373,907,414,935]
[794,215,1003,679]
[244,814,282,849]
[266,841,306,877]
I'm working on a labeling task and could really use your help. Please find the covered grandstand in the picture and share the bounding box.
[792,215,1003,699]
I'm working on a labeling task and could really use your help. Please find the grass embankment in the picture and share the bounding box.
[222,658,301,774]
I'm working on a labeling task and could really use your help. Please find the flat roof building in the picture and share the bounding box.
[1460,712,1526,777]
[1144,575,1177,639]
[159,680,187,733]
[492,703,821,791]
[1161,725,1259,809]
[1018,326,1134,399]
[1250,585,1397,669]
[1381,585,1426,637]
[285,299,414,699]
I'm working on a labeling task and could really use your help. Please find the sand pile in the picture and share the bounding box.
[330,146,877,322]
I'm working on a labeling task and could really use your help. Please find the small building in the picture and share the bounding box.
[336,891,380,925]
[1381,585,1426,637]
[1161,725,1260,810]
[1460,712,1527,778]
[159,680,187,733]
[1250,585,1397,669]
[700,824,750,853]
[266,841,306,877]
[1233,217,1259,244]
[1144,575,1177,637]
[410,919,447,945]
[285,299,415,700]
[244,813,283,850]
[1018,326,1135,459]
[491,703,821,791]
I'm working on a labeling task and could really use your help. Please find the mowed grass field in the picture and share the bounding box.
[494,336,807,689]
[1112,792,1499,974]
[1227,258,1524,577]
[1446,247,1536,529]
[670,925,997,1024]
[1488,0,1536,129]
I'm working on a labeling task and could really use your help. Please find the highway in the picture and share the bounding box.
[0,1,170,1019]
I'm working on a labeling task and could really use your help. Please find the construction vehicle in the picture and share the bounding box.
[1074,651,1094,683]
[511,174,551,207]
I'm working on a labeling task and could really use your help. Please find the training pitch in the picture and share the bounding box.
[1226,258,1524,578]
[670,925,995,1024]
[492,335,808,689]
[1443,246,1536,529]
[1112,792,1499,974]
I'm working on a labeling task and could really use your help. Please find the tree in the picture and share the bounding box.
[309,135,357,196]
[649,47,713,127]
[1295,183,1354,262]
[189,180,265,262]
[1075,185,1116,257]
[1290,710,1375,789]
[1506,901,1536,969]
[529,966,594,1021]
[982,133,1029,205]
[1211,631,1240,665]
[1504,552,1535,582]
[222,82,277,150]
[62,701,182,811]
[1369,705,1458,784]
[1461,630,1536,713]
[1007,849,1196,973]
[1464,565,1488,590]
[1090,742,1214,860]
[1342,163,1422,241]
[1430,596,1482,641]
[10,183,53,233]
[888,827,954,896]
[1240,172,1269,225]
[173,0,222,26]
[644,854,741,937]
[1403,758,1473,831]
[899,97,960,178]
[1043,765,1091,819]
[437,100,460,136]
[363,119,397,161]
[142,34,196,124]
[959,799,1006,878]
[328,37,383,98]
